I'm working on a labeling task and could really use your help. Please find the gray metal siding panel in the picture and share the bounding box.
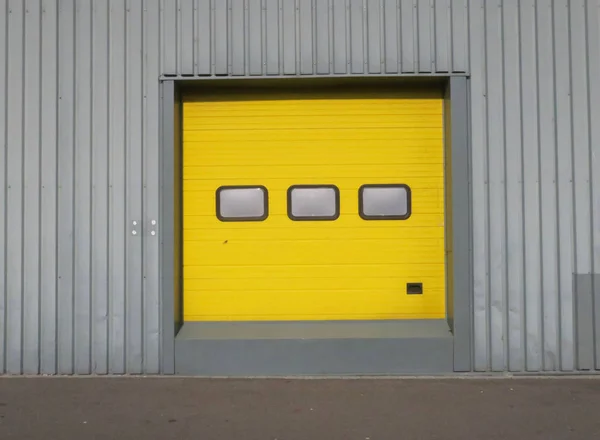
[554,0,575,372]
[468,0,489,372]
[0,0,7,375]
[213,0,228,74]
[144,0,162,375]
[417,0,431,72]
[434,0,450,73]
[73,0,92,375]
[108,1,126,374]
[367,0,381,74]
[265,0,279,74]
[589,1,600,370]
[57,0,75,375]
[332,0,347,73]
[91,0,110,375]
[575,275,594,370]
[315,0,330,74]
[230,0,245,75]
[400,0,416,72]
[450,0,468,72]
[23,0,42,375]
[383,0,398,73]
[1,0,600,374]
[537,0,560,371]
[503,0,525,373]
[485,0,507,373]
[39,0,59,375]
[197,0,211,75]
[153,0,470,76]
[180,0,194,75]
[350,0,364,73]
[520,0,543,372]
[125,0,144,374]
[161,0,178,75]
[6,0,24,375]
[299,0,313,74]
[248,0,263,75]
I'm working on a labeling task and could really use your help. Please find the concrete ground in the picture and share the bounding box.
[0,377,599,440]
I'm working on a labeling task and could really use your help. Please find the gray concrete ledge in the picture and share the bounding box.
[175,320,453,376]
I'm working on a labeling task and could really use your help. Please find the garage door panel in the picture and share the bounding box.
[184,140,443,162]
[184,263,444,279]
[183,212,445,228]
[183,241,444,266]
[184,226,444,241]
[184,100,442,115]
[183,164,443,180]
[183,177,445,191]
[183,128,443,143]
[185,276,445,291]
[182,91,445,321]
[183,290,445,321]
[182,188,443,208]
[184,115,442,130]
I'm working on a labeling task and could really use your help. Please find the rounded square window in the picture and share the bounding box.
[287,185,340,221]
[359,184,411,220]
[216,186,268,221]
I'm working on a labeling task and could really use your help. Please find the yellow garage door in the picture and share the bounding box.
[183,88,445,321]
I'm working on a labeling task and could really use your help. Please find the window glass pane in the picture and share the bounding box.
[359,185,410,219]
[216,186,268,221]
[288,185,339,220]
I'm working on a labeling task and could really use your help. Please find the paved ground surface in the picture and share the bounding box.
[0,377,599,440]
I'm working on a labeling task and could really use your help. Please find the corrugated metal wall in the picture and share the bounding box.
[0,0,599,374]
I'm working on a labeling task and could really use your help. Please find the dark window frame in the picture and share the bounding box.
[358,184,412,220]
[215,185,269,222]
[287,184,341,221]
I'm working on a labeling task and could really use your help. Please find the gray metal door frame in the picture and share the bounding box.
[159,76,472,375]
